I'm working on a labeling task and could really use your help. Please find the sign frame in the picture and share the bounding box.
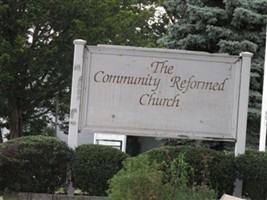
[68,39,252,156]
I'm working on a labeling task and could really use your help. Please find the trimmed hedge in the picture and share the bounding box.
[1,137,265,199]
[73,144,129,196]
[0,136,74,193]
[236,150,267,200]
[144,146,267,199]
[144,146,236,197]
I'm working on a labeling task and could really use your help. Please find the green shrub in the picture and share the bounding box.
[107,155,166,200]
[236,150,267,200]
[107,154,216,200]
[0,136,74,193]
[145,146,236,197]
[73,144,128,196]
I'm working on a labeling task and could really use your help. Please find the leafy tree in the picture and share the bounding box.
[158,0,267,148]
[0,0,164,138]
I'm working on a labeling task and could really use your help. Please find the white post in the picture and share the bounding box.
[233,52,253,198]
[259,27,267,152]
[235,52,253,156]
[68,39,87,149]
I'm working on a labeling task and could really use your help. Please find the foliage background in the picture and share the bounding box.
[0,0,266,147]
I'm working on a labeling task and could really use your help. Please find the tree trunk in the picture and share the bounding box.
[9,104,23,139]
[0,130,3,143]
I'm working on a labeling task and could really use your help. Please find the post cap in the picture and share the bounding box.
[240,52,253,58]
[73,39,87,45]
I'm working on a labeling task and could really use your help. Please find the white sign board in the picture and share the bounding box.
[68,40,252,155]
[80,45,241,140]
